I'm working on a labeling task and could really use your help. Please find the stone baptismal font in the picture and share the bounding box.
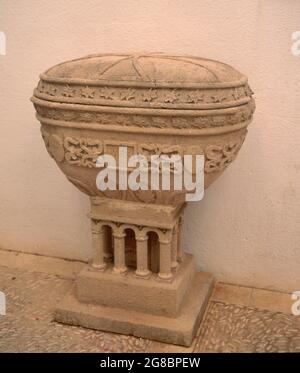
[31,53,255,346]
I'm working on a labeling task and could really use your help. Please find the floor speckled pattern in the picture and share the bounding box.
[195,302,300,352]
[0,264,299,352]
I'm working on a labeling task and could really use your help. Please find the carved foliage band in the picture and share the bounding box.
[41,127,246,174]
[34,99,255,130]
[205,136,246,173]
[35,81,253,109]
[64,137,103,167]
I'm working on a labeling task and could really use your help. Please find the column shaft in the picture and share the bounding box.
[113,233,127,273]
[158,240,172,280]
[177,217,184,262]
[103,226,113,261]
[91,223,106,270]
[171,228,179,269]
[135,237,150,277]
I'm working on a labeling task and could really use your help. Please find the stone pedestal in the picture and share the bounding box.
[54,197,214,346]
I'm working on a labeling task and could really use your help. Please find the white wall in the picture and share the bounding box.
[0,0,299,292]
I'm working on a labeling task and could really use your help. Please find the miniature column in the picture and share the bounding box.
[113,230,127,273]
[103,226,113,261]
[135,234,150,277]
[177,216,184,262]
[171,225,179,269]
[91,219,106,270]
[158,237,172,280]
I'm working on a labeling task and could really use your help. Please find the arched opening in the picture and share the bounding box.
[124,228,137,269]
[147,231,159,273]
[102,225,113,262]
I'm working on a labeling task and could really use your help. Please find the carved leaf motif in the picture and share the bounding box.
[172,117,189,128]
[204,137,245,173]
[195,93,205,103]
[152,117,167,128]
[142,89,158,102]
[164,90,178,103]
[119,88,135,101]
[61,85,75,98]
[137,144,182,173]
[98,87,113,100]
[64,137,103,167]
[137,144,160,158]
[80,87,95,99]
[210,95,221,103]
[185,93,196,103]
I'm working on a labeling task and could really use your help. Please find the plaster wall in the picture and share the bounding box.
[0,0,299,292]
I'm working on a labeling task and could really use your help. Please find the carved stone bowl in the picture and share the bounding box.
[31,53,255,205]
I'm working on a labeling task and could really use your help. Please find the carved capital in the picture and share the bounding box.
[91,219,102,234]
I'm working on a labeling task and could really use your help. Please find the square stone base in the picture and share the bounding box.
[76,254,197,318]
[55,272,214,346]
